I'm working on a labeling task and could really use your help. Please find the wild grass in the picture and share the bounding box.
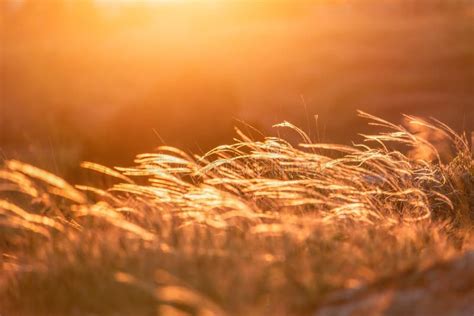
[1,112,473,315]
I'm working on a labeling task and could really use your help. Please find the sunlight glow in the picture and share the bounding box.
[95,0,218,5]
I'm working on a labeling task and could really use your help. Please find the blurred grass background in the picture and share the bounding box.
[1,0,473,176]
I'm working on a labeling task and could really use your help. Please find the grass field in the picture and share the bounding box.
[1,113,473,315]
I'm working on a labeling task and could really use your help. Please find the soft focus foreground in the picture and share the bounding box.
[1,114,474,315]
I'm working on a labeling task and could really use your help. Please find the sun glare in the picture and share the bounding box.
[95,0,216,5]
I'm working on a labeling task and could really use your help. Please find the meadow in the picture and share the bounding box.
[1,112,474,315]
[1,1,474,315]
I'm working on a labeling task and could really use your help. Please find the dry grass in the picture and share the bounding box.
[1,112,473,315]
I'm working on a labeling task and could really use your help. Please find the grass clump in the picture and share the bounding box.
[1,112,473,315]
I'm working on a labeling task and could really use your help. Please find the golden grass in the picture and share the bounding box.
[0,112,473,315]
